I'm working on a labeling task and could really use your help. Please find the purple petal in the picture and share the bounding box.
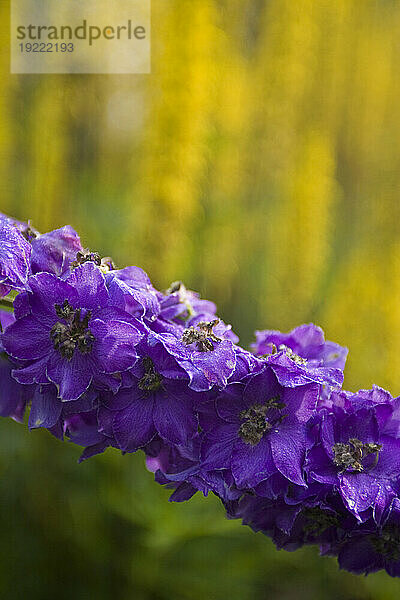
[339,410,379,445]
[0,309,15,331]
[201,423,237,469]
[232,437,274,487]
[29,272,78,325]
[113,394,155,451]
[78,439,110,462]
[13,291,30,319]
[46,352,94,401]
[339,472,379,516]
[169,483,198,502]
[0,283,10,298]
[0,217,31,290]
[30,226,82,275]
[2,315,52,360]
[90,318,142,373]
[67,262,108,308]
[216,384,247,423]
[269,424,307,486]
[29,387,62,429]
[107,276,160,318]
[243,368,281,407]
[373,435,400,478]
[305,444,338,485]
[153,390,198,445]
[282,384,319,423]
[189,341,236,388]
[12,356,50,385]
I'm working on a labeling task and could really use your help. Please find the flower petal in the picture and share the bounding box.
[201,423,237,469]
[113,394,155,451]
[46,352,94,401]
[2,315,52,360]
[91,318,142,373]
[269,424,307,486]
[232,437,274,487]
[67,262,108,308]
[153,389,197,445]
[29,387,62,429]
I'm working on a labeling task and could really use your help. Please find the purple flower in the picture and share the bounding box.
[30,225,83,276]
[251,323,347,389]
[201,367,318,488]
[336,500,400,577]
[5,212,400,578]
[166,319,237,391]
[306,389,400,522]
[3,262,143,400]
[0,216,32,296]
[98,334,204,450]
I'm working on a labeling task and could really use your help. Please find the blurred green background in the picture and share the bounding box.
[1,0,400,598]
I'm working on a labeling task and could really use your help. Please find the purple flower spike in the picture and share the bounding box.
[3,212,400,578]
[3,263,143,400]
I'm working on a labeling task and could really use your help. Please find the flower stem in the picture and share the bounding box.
[0,297,14,311]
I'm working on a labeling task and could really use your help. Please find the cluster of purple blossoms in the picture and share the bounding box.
[2,212,400,578]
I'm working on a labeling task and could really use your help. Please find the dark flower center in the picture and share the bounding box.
[276,344,307,365]
[71,250,116,271]
[138,357,164,392]
[20,223,38,242]
[72,250,102,268]
[167,280,184,294]
[181,319,221,352]
[332,438,382,472]
[261,343,307,365]
[371,526,400,561]
[238,396,286,446]
[166,280,195,320]
[50,300,94,361]
[302,507,340,537]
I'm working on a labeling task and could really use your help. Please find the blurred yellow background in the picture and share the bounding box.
[2,1,400,598]
[2,0,400,393]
